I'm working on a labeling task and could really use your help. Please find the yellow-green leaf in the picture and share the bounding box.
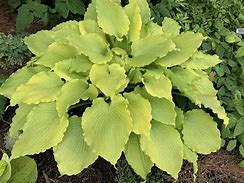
[0,154,11,183]
[182,110,221,154]
[140,121,183,179]
[79,19,105,39]
[54,116,97,175]
[80,84,98,101]
[133,0,151,24]
[96,0,130,39]
[82,96,133,164]
[124,133,153,179]
[11,72,63,105]
[84,0,97,21]
[162,17,181,38]
[90,64,128,96]
[183,145,198,175]
[124,92,152,136]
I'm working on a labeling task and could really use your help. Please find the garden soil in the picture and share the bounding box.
[0,0,244,182]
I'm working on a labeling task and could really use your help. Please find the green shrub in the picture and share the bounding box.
[0,0,228,180]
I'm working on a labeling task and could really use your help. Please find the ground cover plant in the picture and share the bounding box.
[0,0,229,180]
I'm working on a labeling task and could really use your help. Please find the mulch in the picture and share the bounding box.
[0,0,244,182]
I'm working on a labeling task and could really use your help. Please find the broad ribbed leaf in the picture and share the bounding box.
[35,42,79,68]
[140,21,164,38]
[54,116,97,175]
[90,64,128,96]
[135,87,176,126]
[182,110,221,154]
[96,0,130,39]
[84,0,97,21]
[0,154,11,183]
[11,72,63,105]
[126,35,175,67]
[68,34,112,64]
[124,1,142,42]
[181,51,221,69]
[140,121,183,179]
[124,92,152,136]
[0,66,47,98]
[183,145,198,174]
[133,0,150,24]
[162,17,181,38]
[11,102,68,159]
[167,67,228,125]
[79,20,105,39]
[9,156,37,183]
[143,73,172,100]
[124,133,153,179]
[56,80,88,116]
[156,32,204,67]
[53,56,92,81]
[82,96,133,164]
[9,104,34,139]
[175,107,184,131]
[24,30,54,56]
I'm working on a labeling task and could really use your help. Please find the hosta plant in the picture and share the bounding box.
[0,0,228,180]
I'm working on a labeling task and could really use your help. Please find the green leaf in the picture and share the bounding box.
[236,47,244,58]
[238,160,244,168]
[55,0,69,18]
[135,87,176,126]
[56,79,88,116]
[225,32,241,43]
[175,107,184,131]
[162,17,181,38]
[183,145,198,174]
[239,145,244,157]
[143,73,172,100]
[182,110,221,154]
[96,0,130,39]
[67,0,85,15]
[54,116,97,175]
[16,6,34,32]
[234,117,244,136]
[124,92,152,136]
[0,154,11,183]
[126,35,175,67]
[68,34,112,64]
[156,32,204,67]
[140,121,183,179]
[124,133,153,179]
[181,51,221,69]
[84,0,97,21]
[8,156,37,183]
[82,96,133,164]
[226,140,237,151]
[0,95,7,117]
[124,1,142,42]
[35,42,79,68]
[24,30,54,56]
[9,104,34,139]
[0,66,47,98]
[11,102,68,159]
[53,56,92,81]
[11,72,63,105]
[90,64,128,96]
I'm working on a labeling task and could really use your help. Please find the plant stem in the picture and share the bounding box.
[69,101,92,110]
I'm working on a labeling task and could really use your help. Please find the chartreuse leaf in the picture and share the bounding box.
[11,102,68,159]
[140,20,164,39]
[182,110,221,154]
[54,56,92,81]
[181,51,221,69]
[35,42,79,68]
[0,154,11,183]
[140,121,183,179]
[133,0,151,24]
[9,156,37,183]
[96,0,130,39]
[56,79,88,116]
[9,104,34,140]
[175,107,184,131]
[82,95,133,164]
[167,67,228,125]
[124,133,153,179]
[80,84,98,101]
[135,87,176,126]
[68,34,113,64]
[54,116,97,175]
[0,66,47,98]
[126,35,175,67]
[90,64,128,96]
[143,73,172,100]
[11,72,63,105]
[24,30,54,56]
[183,145,198,175]
[84,0,97,21]
[156,32,204,67]
[162,17,181,38]
[124,92,152,136]
[79,20,105,39]
[124,1,142,42]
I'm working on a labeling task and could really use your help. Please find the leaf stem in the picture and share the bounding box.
[69,101,92,110]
